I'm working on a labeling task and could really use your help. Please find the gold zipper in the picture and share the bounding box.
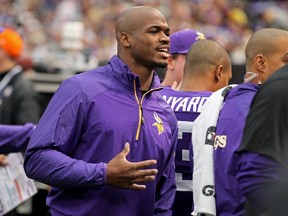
[133,80,162,140]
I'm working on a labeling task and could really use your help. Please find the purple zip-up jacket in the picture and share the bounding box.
[0,123,35,154]
[213,83,258,216]
[24,55,178,216]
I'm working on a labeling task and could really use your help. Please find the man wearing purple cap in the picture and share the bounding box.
[161,39,232,216]
[161,29,205,88]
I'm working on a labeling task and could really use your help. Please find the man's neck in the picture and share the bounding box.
[180,79,213,92]
[161,72,176,87]
[138,72,154,91]
[117,54,154,90]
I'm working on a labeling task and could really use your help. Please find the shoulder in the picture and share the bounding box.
[159,87,176,100]
[213,84,256,121]
[61,65,113,95]
[72,65,112,84]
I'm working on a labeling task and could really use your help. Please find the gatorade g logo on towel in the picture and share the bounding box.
[205,126,216,146]
[214,135,227,150]
[152,112,164,135]
[202,185,215,196]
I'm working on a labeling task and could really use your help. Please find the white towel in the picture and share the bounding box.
[192,85,236,216]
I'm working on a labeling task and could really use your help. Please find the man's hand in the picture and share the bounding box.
[107,142,158,190]
[0,154,7,166]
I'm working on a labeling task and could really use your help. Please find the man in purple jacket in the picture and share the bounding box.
[161,39,232,216]
[213,28,288,216]
[24,6,178,216]
[237,47,288,216]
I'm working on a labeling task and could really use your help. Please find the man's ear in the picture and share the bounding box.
[120,32,131,48]
[167,55,174,70]
[254,54,266,72]
[215,64,224,82]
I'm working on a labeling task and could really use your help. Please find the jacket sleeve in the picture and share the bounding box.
[24,78,106,189]
[0,123,35,154]
[154,116,178,216]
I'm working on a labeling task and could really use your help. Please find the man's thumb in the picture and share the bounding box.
[122,142,130,157]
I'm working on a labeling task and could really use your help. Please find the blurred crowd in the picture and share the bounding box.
[1,0,288,74]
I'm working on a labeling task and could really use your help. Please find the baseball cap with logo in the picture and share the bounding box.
[169,29,206,55]
[0,27,23,59]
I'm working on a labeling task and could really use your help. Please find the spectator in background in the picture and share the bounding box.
[0,27,41,125]
[0,26,42,216]
[161,29,205,88]
[5,0,250,79]
[2,0,288,71]
[161,39,232,216]
[24,6,178,216]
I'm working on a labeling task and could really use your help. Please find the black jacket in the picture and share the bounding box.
[0,68,41,125]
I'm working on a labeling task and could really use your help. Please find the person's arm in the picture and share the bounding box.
[154,120,177,216]
[0,123,35,154]
[24,79,158,190]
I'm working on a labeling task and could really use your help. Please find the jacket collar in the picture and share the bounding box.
[226,82,259,99]
[108,55,161,91]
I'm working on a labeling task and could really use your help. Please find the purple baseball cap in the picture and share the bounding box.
[169,29,206,55]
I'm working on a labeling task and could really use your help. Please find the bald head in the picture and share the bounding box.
[245,28,288,83]
[115,6,165,42]
[180,39,232,92]
[245,28,288,69]
[114,6,170,75]
[184,39,231,77]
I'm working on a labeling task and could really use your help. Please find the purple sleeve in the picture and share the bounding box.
[24,79,106,189]
[154,122,177,216]
[237,151,283,213]
[0,123,35,154]
[25,148,107,189]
